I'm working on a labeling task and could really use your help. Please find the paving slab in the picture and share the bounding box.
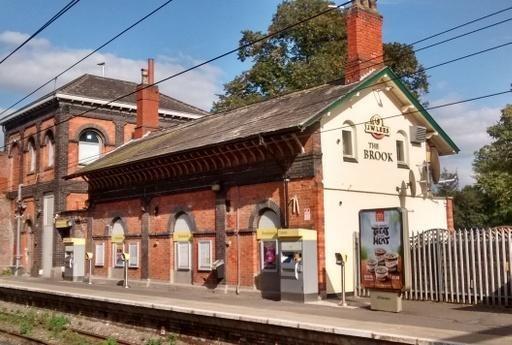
[0,277,511,344]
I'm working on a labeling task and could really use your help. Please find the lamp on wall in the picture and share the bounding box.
[211,183,221,192]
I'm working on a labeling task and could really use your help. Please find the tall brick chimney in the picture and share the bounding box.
[133,58,159,139]
[345,0,384,84]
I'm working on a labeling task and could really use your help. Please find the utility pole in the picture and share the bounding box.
[14,184,24,276]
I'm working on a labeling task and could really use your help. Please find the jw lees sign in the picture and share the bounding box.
[364,115,390,139]
[363,115,393,162]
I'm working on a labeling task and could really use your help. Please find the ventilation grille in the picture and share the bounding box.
[410,126,427,144]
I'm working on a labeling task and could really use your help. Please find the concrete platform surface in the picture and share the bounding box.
[0,277,511,345]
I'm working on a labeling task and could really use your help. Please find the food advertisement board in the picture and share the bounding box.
[359,208,411,291]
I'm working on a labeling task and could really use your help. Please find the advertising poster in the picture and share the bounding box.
[359,208,410,291]
[261,240,277,271]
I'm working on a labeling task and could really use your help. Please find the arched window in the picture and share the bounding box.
[27,139,36,173]
[342,121,357,162]
[396,130,409,168]
[79,130,102,165]
[9,143,20,189]
[44,132,55,168]
[174,213,193,232]
[111,220,125,268]
[258,209,280,229]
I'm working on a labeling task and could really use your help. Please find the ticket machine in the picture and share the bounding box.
[63,238,85,282]
[278,229,318,302]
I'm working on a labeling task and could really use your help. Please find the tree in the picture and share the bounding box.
[473,104,512,225]
[212,0,429,112]
[453,186,492,229]
[434,168,459,197]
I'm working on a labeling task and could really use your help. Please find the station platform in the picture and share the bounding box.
[0,276,510,344]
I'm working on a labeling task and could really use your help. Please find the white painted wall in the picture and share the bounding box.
[320,81,449,294]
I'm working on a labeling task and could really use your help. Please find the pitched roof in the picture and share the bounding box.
[68,67,459,178]
[1,74,208,125]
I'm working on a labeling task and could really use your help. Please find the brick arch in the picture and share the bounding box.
[167,206,197,234]
[24,136,37,153]
[248,199,282,231]
[40,129,55,147]
[8,141,20,158]
[73,124,111,146]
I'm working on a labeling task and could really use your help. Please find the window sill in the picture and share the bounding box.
[44,166,54,172]
[26,171,36,176]
[343,156,358,163]
[198,268,212,272]
[397,163,409,169]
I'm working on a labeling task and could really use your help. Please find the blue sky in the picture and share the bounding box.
[0,0,511,185]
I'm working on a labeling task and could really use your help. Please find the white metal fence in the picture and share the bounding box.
[354,227,512,305]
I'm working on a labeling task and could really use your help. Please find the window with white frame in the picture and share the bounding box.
[176,242,191,270]
[95,242,105,266]
[342,121,357,161]
[28,140,36,173]
[112,243,124,268]
[78,130,102,165]
[198,240,212,271]
[396,131,408,167]
[128,243,139,268]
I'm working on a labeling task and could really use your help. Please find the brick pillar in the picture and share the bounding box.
[215,190,226,284]
[114,120,124,146]
[446,197,455,231]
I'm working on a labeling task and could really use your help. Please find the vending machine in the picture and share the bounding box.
[63,238,85,282]
[278,229,318,302]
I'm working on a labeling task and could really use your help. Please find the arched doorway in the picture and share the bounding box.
[110,219,125,279]
[21,220,34,275]
[172,213,193,284]
[257,208,281,299]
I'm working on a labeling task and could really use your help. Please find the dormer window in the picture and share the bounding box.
[342,121,357,162]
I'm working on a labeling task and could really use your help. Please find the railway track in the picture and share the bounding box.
[0,325,138,345]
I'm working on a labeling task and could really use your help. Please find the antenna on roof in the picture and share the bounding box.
[97,62,106,77]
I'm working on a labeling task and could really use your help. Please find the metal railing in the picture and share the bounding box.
[355,227,512,305]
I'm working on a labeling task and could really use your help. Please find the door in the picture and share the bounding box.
[172,213,193,284]
[42,194,54,277]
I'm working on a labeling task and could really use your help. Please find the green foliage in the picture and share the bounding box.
[434,169,459,197]
[1,268,12,276]
[473,104,512,226]
[19,320,32,335]
[101,337,118,345]
[453,185,492,229]
[212,0,429,112]
[145,338,162,345]
[46,313,69,335]
[166,333,177,345]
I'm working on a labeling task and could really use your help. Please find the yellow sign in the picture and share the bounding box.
[63,237,85,245]
[277,228,317,240]
[256,228,278,240]
[55,218,72,228]
[173,231,192,242]
[111,233,125,244]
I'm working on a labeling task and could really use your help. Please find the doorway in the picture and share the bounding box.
[41,194,54,277]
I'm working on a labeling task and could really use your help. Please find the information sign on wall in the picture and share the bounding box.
[359,208,411,291]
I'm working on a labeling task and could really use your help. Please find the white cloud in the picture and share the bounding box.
[429,98,500,186]
[0,31,50,49]
[0,31,223,111]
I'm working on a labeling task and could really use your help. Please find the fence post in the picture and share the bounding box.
[501,228,508,306]
[464,229,471,304]
[495,229,502,304]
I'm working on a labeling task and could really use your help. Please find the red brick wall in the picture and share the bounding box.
[66,193,88,211]
[88,176,325,291]
[345,6,383,84]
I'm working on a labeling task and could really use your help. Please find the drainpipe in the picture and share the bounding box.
[236,185,241,294]
[14,183,23,276]
[283,177,290,228]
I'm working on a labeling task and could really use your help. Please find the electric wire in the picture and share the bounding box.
[4,86,509,194]
[0,0,80,65]
[0,0,176,118]
[2,36,511,166]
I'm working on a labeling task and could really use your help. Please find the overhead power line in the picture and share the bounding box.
[1,1,511,156]
[0,0,176,118]
[0,0,80,65]
[0,86,508,192]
